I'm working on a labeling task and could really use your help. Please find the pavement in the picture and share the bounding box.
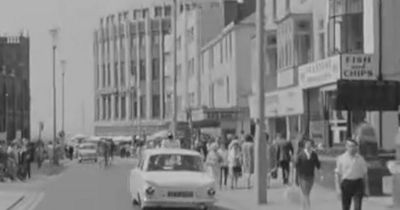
[0,158,73,210]
[215,176,395,210]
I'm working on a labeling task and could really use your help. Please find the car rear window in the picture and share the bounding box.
[146,154,204,172]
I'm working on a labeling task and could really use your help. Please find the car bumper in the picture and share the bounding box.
[142,198,216,209]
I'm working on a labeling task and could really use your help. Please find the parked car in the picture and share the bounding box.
[129,148,216,210]
[77,143,97,163]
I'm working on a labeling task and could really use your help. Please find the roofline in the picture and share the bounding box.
[201,22,255,52]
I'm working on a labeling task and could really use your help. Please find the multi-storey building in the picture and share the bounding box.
[0,34,30,141]
[164,0,256,135]
[93,1,172,136]
[198,14,255,137]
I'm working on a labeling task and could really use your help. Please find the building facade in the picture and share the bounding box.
[250,0,396,151]
[197,15,255,137]
[0,34,30,141]
[93,1,172,136]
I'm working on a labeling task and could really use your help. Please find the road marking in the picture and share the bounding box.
[12,192,45,210]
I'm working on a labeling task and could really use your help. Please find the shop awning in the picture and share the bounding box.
[192,119,220,128]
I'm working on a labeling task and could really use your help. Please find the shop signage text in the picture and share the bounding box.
[298,55,341,89]
[341,54,375,80]
[264,88,304,117]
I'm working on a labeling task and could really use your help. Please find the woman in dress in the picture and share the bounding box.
[241,135,254,189]
[295,139,321,210]
[228,140,242,189]
[205,143,221,183]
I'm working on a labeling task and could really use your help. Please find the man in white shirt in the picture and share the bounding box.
[335,139,370,210]
[161,132,181,149]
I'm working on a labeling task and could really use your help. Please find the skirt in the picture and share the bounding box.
[298,176,314,196]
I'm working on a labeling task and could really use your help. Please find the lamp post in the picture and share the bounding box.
[49,27,60,165]
[255,0,267,204]
[171,0,178,138]
[60,59,66,135]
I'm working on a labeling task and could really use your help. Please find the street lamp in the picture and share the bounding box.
[60,59,66,135]
[49,27,60,165]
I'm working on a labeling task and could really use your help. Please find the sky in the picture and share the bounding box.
[0,0,134,140]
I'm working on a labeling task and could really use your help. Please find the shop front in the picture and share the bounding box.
[299,53,376,147]
[190,107,250,139]
[264,87,305,140]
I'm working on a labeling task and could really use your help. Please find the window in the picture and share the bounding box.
[187,27,194,43]
[102,64,106,87]
[114,62,119,86]
[107,96,112,119]
[319,33,325,59]
[228,34,232,58]
[164,6,172,16]
[220,42,223,63]
[133,10,139,20]
[121,96,126,119]
[152,33,160,46]
[152,95,160,118]
[132,96,137,118]
[140,59,146,81]
[107,64,111,86]
[142,9,148,18]
[286,0,290,12]
[115,95,119,119]
[140,95,146,118]
[209,48,214,68]
[273,0,277,20]
[226,77,230,103]
[139,34,145,49]
[152,58,160,80]
[155,7,163,17]
[131,60,137,77]
[146,154,204,172]
[176,64,182,80]
[120,62,125,86]
[177,36,182,50]
[102,96,107,120]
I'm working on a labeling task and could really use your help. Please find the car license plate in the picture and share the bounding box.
[167,191,193,198]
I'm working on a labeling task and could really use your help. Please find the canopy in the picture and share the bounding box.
[147,130,169,141]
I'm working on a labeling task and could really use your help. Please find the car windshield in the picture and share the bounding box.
[80,145,96,150]
[146,154,204,172]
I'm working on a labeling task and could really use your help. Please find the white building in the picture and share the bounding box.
[197,14,255,136]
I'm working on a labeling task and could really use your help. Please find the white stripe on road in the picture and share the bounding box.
[13,192,45,210]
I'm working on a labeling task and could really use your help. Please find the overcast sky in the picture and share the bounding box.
[0,0,135,139]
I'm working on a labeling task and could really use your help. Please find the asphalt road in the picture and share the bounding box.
[31,158,231,210]
[33,158,136,210]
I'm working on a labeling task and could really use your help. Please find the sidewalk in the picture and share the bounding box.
[0,158,74,209]
[216,177,394,210]
[0,191,25,210]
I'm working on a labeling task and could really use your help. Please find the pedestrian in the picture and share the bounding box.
[161,132,181,149]
[335,139,370,210]
[241,134,254,189]
[68,145,74,160]
[276,133,294,185]
[267,134,278,187]
[228,139,242,189]
[205,143,222,184]
[217,142,229,189]
[295,139,321,210]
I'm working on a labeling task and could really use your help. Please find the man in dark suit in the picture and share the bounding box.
[276,133,294,185]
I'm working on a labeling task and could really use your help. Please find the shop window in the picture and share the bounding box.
[139,59,146,81]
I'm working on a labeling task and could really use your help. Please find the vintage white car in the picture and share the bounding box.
[129,148,216,210]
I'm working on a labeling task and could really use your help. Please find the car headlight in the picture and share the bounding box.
[207,187,216,196]
[145,186,155,195]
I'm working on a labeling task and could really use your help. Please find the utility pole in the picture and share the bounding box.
[171,0,178,138]
[255,0,267,204]
[60,60,66,134]
[49,27,59,165]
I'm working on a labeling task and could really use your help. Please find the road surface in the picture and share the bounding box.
[31,158,230,210]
